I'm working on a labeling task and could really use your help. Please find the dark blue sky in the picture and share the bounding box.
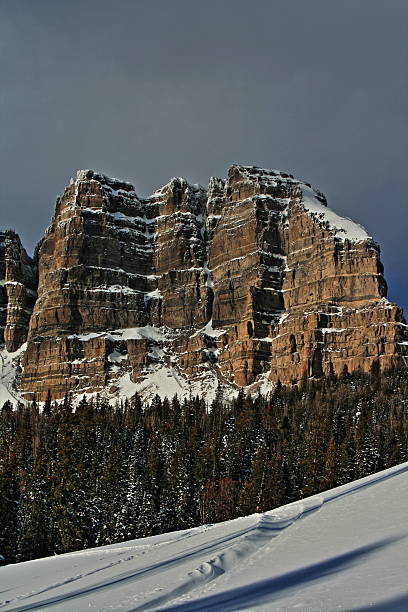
[1,0,407,311]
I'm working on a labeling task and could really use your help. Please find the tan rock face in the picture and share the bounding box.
[151,178,210,329]
[2,164,406,401]
[29,170,154,338]
[0,231,37,353]
[208,166,298,385]
[21,170,157,399]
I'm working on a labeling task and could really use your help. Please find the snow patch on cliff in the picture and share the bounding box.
[116,365,222,404]
[67,326,167,344]
[301,186,371,243]
[0,344,26,405]
[191,319,226,339]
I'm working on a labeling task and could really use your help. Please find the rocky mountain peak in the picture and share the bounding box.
[149,177,207,219]
[0,163,407,403]
[75,169,137,193]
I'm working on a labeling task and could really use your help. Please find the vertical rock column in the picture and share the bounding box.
[21,170,157,399]
[151,178,210,329]
[268,186,408,383]
[0,230,37,352]
[208,165,297,385]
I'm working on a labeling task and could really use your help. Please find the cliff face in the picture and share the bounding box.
[0,231,37,353]
[1,164,407,402]
[21,170,156,399]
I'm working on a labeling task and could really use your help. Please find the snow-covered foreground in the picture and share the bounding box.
[1,464,408,612]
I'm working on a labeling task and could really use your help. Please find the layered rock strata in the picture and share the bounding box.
[1,164,407,401]
[150,178,210,329]
[0,231,37,352]
[21,171,157,398]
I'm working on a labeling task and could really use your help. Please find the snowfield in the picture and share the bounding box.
[1,463,408,611]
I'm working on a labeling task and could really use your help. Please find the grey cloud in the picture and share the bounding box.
[1,0,407,309]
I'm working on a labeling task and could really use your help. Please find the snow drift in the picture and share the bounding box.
[1,462,408,611]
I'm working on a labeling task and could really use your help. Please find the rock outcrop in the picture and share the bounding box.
[1,164,407,402]
[21,170,156,399]
[0,231,37,353]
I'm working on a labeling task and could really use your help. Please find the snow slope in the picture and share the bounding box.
[1,463,408,612]
[300,186,371,242]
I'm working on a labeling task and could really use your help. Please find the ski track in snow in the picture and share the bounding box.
[1,463,408,611]
[0,514,301,611]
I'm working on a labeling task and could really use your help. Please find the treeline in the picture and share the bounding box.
[1,366,408,565]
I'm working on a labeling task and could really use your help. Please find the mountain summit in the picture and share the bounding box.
[1,165,407,402]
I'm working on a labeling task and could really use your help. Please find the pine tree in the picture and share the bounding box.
[0,449,19,562]
[238,447,267,515]
[321,436,338,491]
[48,396,84,553]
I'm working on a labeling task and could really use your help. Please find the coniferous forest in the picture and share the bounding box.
[1,366,408,565]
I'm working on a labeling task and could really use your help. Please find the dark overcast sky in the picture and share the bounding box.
[1,0,407,310]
